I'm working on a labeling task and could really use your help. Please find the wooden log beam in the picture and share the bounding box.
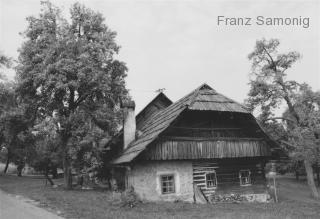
[162,136,264,141]
[171,126,243,131]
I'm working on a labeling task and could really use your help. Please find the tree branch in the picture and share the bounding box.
[87,113,109,132]
[74,92,91,107]
[276,78,301,124]
[262,45,301,125]
[280,140,295,148]
[68,87,75,110]
[263,117,295,123]
[262,46,276,71]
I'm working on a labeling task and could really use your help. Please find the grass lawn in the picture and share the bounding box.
[0,174,319,219]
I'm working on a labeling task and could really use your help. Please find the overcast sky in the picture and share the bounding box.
[1,0,319,112]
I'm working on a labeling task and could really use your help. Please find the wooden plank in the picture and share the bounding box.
[193,171,206,175]
[193,167,217,171]
[193,179,206,182]
[145,139,270,160]
[163,136,264,141]
[193,175,205,178]
[194,184,208,204]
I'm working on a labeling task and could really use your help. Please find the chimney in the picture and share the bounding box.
[122,100,136,150]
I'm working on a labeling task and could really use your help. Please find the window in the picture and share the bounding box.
[161,175,175,194]
[239,170,251,186]
[205,172,217,188]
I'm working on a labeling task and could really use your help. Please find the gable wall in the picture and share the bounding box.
[140,111,271,161]
[136,95,172,130]
[165,111,264,138]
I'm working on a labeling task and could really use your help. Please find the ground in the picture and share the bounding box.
[0,174,319,219]
[0,189,63,219]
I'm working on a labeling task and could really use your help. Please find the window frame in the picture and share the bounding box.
[160,174,175,194]
[205,171,217,189]
[239,169,252,186]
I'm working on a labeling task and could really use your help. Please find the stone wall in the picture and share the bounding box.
[127,160,194,202]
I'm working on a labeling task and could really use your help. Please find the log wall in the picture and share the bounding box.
[192,159,267,199]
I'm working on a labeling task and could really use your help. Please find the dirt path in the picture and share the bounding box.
[0,189,64,219]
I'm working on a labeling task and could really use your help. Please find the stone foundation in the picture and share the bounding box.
[209,193,270,203]
[242,193,270,203]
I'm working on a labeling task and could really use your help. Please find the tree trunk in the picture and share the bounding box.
[51,166,58,179]
[60,133,73,189]
[295,171,299,181]
[17,162,24,177]
[316,165,320,187]
[45,174,55,186]
[77,174,84,187]
[17,166,22,177]
[44,168,54,186]
[304,160,319,199]
[3,155,10,174]
[63,150,73,189]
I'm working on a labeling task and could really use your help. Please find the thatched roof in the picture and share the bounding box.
[112,83,251,164]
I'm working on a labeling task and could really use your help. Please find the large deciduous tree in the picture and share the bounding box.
[0,51,34,175]
[246,38,320,199]
[285,85,320,189]
[17,1,128,189]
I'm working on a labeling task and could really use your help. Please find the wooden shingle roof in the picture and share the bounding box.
[112,83,250,164]
[136,92,173,130]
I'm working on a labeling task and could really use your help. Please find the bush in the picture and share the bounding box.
[120,186,140,208]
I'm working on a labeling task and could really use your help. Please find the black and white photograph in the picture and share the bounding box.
[0,0,319,218]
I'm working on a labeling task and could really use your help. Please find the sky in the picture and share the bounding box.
[1,0,319,112]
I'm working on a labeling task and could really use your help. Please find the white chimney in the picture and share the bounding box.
[123,100,136,150]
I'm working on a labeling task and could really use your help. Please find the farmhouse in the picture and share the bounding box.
[109,84,281,203]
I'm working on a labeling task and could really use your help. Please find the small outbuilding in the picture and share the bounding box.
[109,84,281,203]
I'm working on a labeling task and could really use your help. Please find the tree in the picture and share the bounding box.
[0,51,14,116]
[0,52,24,174]
[246,38,320,199]
[16,1,128,189]
[285,85,320,188]
[0,92,36,176]
[31,117,62,184]
[0,51,12,80]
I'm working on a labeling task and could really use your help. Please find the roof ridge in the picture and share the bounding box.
[187,83,215,108]
[186,86,202,107]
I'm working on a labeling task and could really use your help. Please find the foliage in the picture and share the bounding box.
[31,116,61,175]
[0,105,36,174]
[0,52,15,115]
[0,51,36,175]
[247,38,301,121]
[120,186,140,208]
[246,38,320,198]
[285,85,320,163]
[16,1,128,187]
[0,51,12,80]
